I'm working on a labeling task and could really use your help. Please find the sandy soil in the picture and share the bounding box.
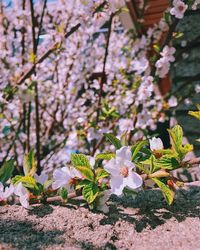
[0,186,200,250]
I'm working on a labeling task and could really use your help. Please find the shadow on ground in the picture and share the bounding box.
[101,186,200,232]
[0,187,200,250]
[0,219,65,250]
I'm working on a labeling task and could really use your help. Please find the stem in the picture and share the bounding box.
[96,14,113,124]
[29,0,41,173]
[29,192,78,205]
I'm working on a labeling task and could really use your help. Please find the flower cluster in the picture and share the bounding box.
[0,124,195,213]
[0,0,199,213]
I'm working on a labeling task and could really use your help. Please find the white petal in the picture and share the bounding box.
[19,194,30,209]
[124,160,135,169]
[53,169,70,183]
[124,171,143,190]
[104,158,120,176]
[34,172,48,185]
[4,185,14,198]
[0,182,3,192]
[14,183,28,196]
[70,168,82,178]
[52,180,67,190]
[116,146,132,163]
[149,137,163,151]
[110,175,124,196]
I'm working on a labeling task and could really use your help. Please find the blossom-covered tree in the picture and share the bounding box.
[0,0,200,211]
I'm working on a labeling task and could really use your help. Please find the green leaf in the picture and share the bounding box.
[23,149,36,176]
[164,12,170,24]
[155,149,178,158]
[0,159,15,184]
[75,166,94,182]
[153,44,160,53]
[95,168,109,181]
[11,175,23,184]
[135,163,149,175]
[152,178,174,205]
[43,180,53,190]
[168,125,183,151]
[71,154,90,168]
[82,182,99,204]
[59,187,68,201]
[173,32,183,39]
[168,125,193,160]
[179,144,193,157]
[95,152,115,160]
[14,176,37,190]
[155,156,180,170]
[75,180,91,190]
[32,183,43,196]
[131,140,147,161]
[141,155,180,172]
[189,110,200,120]
[104,133,122,150]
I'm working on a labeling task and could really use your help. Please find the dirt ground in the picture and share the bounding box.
[0,185,200,250]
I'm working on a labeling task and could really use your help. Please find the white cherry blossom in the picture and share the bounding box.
[149,137,164,151]
[155,57,170,78]
[0,182,14,202]
[14,182,30,209]
[170,0,188,19]
[52,167,82,191]
[34,172,49,185]
[104,146,143,196]
[168,96,178,107]
[118,118,133,133]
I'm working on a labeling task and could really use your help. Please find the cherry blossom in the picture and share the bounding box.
[118,118,133,134]
[52,167,82,191]
[149,137,164,151]
[168,96,178,108]
[170,0,188,19]
[34,172,49,185]
[104,146,143,195]
[14,182,30,209]
[0,182,14,202]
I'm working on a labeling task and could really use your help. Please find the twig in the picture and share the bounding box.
[96,13,113,124]
[29,0,42,173]
[16,23,81,86]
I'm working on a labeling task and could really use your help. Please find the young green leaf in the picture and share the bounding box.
[135,162,149,175]
[155,156,180,170]
[104,133,122,149]
[95,168,109,181]
[131,140,147,161]
[23,149,36,176]
[168,125,193,160]
[0,159,15,184]
[168,125,183,151]
[71,154,90,168]
[75,179,91,190]
[14,176,37,190]
[152,178,174,205]
[82,182,99,204]
[59,187,68,201]
[95,152,115,160]
[75,166,94,182]
[188,105,200,120]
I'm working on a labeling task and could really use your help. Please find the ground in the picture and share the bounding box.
[0,185,200,250]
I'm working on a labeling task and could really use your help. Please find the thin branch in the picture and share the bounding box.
[16,23,81,86]
[96,13,113,123]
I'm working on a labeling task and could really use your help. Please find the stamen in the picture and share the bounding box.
[120,167,129,177]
